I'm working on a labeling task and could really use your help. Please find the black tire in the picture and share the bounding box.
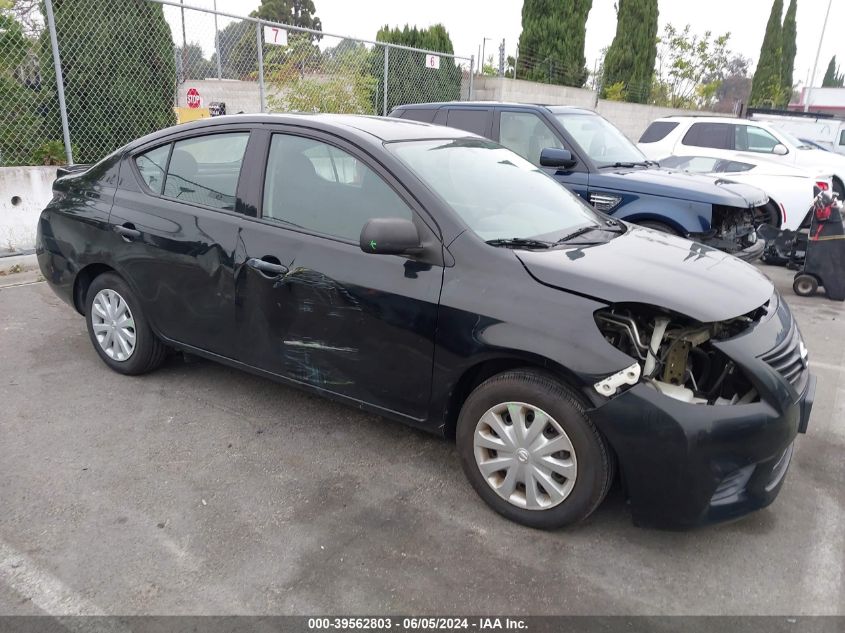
[456,369,614,529]
[793,273,819,297]
[636,220,678,235]
[85,272,167,375]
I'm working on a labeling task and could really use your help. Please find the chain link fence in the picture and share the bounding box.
[0,0,474,167]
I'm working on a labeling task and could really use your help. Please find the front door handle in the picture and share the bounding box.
[247,257,289,277]
[114,223,141,242]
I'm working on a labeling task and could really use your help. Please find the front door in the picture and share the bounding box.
[234,130,443,421]
[495,109,591,202]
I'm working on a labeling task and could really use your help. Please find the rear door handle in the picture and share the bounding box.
[247,257,289,277]
[114,223,141,242]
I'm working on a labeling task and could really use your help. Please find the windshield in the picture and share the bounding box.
[555,113,646,167]
[774,127,813,150]
[387,138,603,241]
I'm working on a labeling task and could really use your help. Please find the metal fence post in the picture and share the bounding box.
[43,0,73,165]
[213,0,222,79]
[383,44,389,116]
[469,55,474,100]
[256,20,265,112]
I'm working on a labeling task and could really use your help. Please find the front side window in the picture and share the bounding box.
[499,111,564,166]
[737,125,781,153]
[162,133,249,210]
[263,134,412,241]
[135,144,171,194]
[387,138,602,242]
[555,113,646,167]
[839,130,845,147]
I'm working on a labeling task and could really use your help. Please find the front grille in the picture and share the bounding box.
[760,320,807,386]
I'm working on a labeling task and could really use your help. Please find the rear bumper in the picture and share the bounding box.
[589,370,813,529]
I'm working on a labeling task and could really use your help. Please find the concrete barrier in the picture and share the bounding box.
[0,166,55,254]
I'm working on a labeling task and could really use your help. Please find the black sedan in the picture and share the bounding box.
[37,114,815,529]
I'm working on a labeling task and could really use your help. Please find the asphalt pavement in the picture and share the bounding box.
[0,263,842,615]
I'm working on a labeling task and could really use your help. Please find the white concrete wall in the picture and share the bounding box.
[469,76,731,140]
[177,79,262,114]
[0,166,55,254]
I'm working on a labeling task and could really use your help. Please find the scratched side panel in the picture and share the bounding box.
[234,222,442,421]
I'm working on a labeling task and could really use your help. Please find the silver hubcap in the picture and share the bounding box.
[473,402,578,510]
[91,289,136,362]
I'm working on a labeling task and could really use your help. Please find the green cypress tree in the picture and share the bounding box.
[516,0,592,87]
[749,0,783,107]
[44,0,176,163]
[780,0,797,107]
[601,0,659,104]
[822,55,844,87]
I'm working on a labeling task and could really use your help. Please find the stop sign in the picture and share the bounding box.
[186,87,201,109]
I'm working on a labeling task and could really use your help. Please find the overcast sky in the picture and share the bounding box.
[169,0,845,88]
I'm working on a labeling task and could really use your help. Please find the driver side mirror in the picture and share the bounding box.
[772,143,788,155]
[540,147,577,169]
[360,218,422,255]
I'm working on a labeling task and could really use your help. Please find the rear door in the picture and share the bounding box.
[109,127,251,357]
[232,126,444,420]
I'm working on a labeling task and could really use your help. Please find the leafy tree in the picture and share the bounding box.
[749,0,784,107]
[255,0,322,35]
[0,3,47,165]
[373,24,462,114]
[212,20,256,79]
[651,24,731,109]
[40,0,176,163]
[176,42,216,81]
[711,54,752,113]
[516,0,591,87]
[780,0,797,107]
[822,55,844,87]
[601,0,659,103]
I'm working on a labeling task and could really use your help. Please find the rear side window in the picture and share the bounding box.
[639,121,679,143]
[135,144,171,194]
[399,109,436,123]
[681,122,734,150]
[162,133,249,210]
[446,109,492,136]
[262,134,412,241]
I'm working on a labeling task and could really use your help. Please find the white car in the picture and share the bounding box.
[637,116,845,200]
[748,112,845,157]
[656,154,830,231]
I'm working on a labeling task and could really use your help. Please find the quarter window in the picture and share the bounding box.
[499,111,564,166]
[162,133,249,210]
[262,134,412,241]
[135,144,171,194]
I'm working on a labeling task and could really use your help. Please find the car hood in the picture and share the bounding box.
[516,225,774,322]
[591,167,768,207]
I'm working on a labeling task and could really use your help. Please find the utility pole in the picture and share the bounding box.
[498,39,505,76]
[481,37,491,75]
[805,0,833,112]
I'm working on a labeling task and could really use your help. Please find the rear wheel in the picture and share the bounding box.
[456,369,613,529]
[793,273,819,297]
[636,220,679,235]
[85,273,167,375]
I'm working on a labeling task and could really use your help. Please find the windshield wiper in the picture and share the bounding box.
[485,237,554,249]
[555,222,623,244]
[598,161,653,169]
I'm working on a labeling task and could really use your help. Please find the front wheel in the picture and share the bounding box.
[636,220,679,235]
[85,272,167,375]
[456,370,614,529]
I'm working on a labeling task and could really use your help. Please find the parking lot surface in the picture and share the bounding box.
[0,264,843,616]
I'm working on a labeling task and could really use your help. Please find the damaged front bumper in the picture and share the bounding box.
[588,291,814,529]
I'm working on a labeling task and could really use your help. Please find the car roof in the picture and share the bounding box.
[394,101,597,115]
[655,115,742,124]
[126,112,476,150]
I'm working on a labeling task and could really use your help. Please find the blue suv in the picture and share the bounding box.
[390,103,774,259]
